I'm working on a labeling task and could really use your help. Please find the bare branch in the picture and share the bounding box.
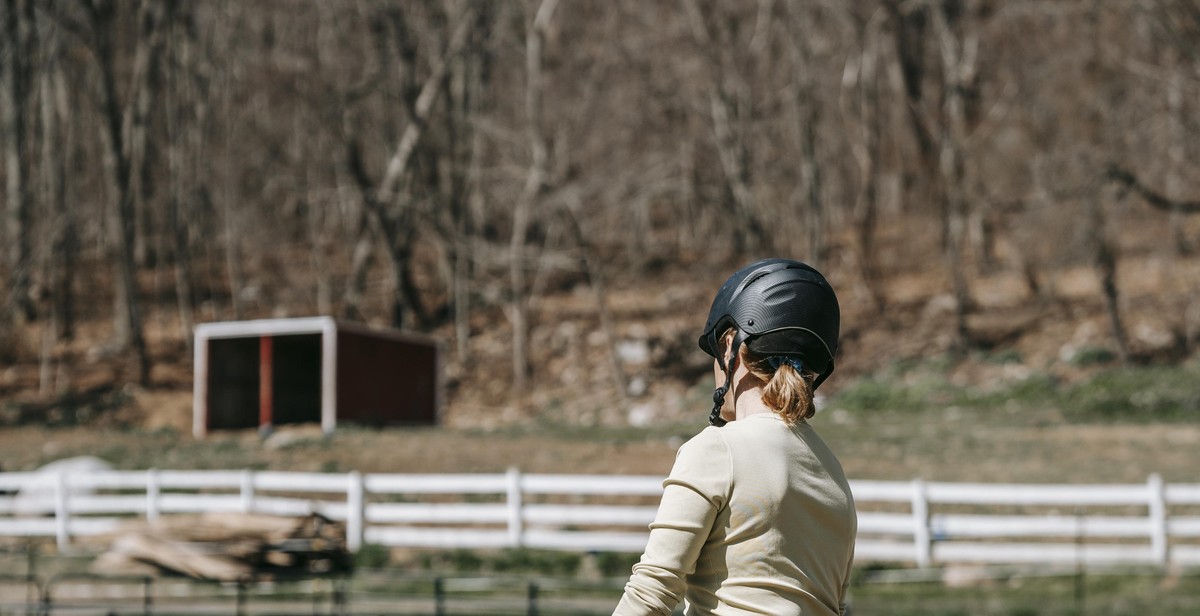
[1107,165,1200,214]
[375,7,476,208]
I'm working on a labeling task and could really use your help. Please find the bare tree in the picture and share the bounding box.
[883,0,939,222]
[840,6,888,310]
[682,0,771,254]
[509,0,559,394]
[783,0,829,268]
[345,4,476,329]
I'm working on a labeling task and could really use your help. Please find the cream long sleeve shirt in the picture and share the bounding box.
[614,414,856,616]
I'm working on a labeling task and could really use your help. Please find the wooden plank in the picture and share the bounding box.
[106,532,251,581]
[195,317,331,339]
[66,471,149,489]
[364,474,507,494]
[367,503,508,524]
[259,335,273,431]
[523,504,657,526]
[0,472,39,490]
[0,519,59,535]
[854,541,920,562]
[254,472,351,492]
[932,542,1155,565]
[0,518,123,537]
[1173,546,1200,565]
[157,494,243,512]
[522,529,648,552]
[849,480,916,502]
[931,514,1150,538]
[155,471,245,489]
[1167,484,1200,505]
[926,482,1148,506]
[522,474,663,496]
[249,496,347,519]
[857,512,917,535]
[364,527,511,549]
[1168,516,1200,537]
[55,495,147,515]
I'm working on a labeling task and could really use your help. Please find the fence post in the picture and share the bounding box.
[54,471,70,551]
[143,576,153,616]
[240,470,255,513]
[25,543,37,608]
[911,479,931,568]
[507,467,524,547]
[347,471,364,553]
[1148,473,1168,565]
[235,580,247,616]
[434,577,445,616]
[146,468,160,522]
[527,581,539,616]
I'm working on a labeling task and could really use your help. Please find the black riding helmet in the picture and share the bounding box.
[699,258,840,426]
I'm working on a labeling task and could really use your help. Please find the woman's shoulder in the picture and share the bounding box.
[678,425,729,455]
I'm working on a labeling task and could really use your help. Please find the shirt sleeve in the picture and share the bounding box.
[613,428,732,616]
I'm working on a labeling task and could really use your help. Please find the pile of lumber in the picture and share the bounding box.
[92,513,351,581]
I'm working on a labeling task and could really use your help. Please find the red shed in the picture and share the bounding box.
[193,317,441,438]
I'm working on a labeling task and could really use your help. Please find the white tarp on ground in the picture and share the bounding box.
[12,456,112,516]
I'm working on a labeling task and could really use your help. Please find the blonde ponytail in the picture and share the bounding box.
[759,361,816,424]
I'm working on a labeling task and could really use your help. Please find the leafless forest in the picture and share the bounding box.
[1,0,1199,424]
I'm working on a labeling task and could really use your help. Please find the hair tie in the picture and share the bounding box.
[767,356,804,372]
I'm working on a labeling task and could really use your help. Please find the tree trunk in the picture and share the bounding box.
[88,0,150,382]
[129,3,166,271]
[885,0,939,223]
[450,32,487,362]
[1089,197,1130,363]
[41,25,75,343]
[1,0,36,325]
[1165,49,1190,255]
[219,43,245,321]
[932,0,981,351]
[166,16,196,351]
[1084,0,1129,362]
[510,0,559,394]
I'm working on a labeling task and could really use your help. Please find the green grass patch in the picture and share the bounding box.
[850,567,1200,616]
[418,548,583,576]
[1060,364,1200,421]
[831,359,1200,423]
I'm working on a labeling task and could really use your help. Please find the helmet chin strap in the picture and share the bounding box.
[708,329,747,427]
[708,372,731,427]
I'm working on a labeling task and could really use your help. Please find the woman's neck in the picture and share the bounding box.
[731,387,775,421]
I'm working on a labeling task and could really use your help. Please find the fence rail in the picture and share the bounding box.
[2,470,1198,567]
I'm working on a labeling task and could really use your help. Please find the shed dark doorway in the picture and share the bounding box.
[271,334,322,426]
[206,337,260,431]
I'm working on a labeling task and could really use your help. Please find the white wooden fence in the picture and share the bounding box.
[2,470,1198,567]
